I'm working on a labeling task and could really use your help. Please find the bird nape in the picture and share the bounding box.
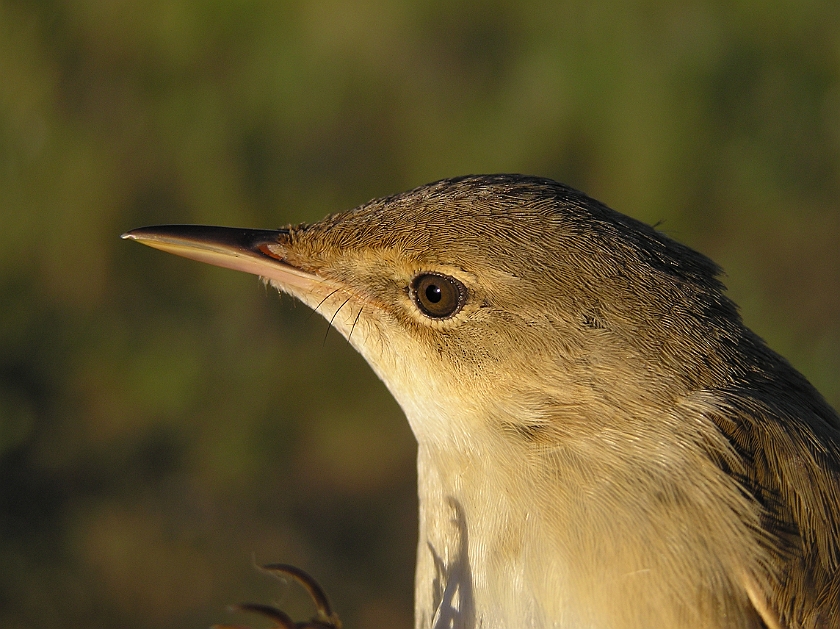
[124,174,840,629]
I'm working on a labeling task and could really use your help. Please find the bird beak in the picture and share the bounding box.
[121,224,318,291]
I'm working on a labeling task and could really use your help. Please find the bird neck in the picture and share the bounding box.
[408,396,768,629]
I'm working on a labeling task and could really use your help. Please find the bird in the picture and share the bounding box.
[123,174,840,629]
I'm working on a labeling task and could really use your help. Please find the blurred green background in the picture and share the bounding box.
[1,1,839,627]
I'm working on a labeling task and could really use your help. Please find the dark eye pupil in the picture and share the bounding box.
[410,273,466,319]
[425,284,442,303]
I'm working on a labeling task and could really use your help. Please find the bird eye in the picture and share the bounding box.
[410,273,466,319]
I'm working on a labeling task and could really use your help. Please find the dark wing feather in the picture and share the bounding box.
[710,335,840,628]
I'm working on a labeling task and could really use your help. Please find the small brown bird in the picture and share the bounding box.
[124,175,840,629]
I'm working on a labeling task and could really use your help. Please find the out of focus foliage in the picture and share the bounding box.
[1,1,838,628]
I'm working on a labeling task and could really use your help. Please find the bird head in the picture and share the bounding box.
[123,175,743,452]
